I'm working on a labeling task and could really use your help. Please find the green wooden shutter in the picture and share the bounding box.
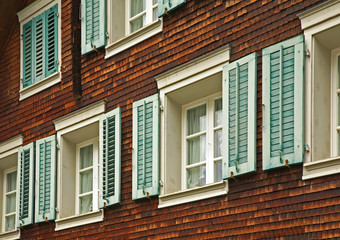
[45,4,58,77]
[17,143,34,227]
[22,21,33,88]
[132,94,160,200]
[81,0,106,55]
[99,108,121,208]
[158,0,186,17]
[222,53,257,178]
[262,35,304,170]
[33,12,46,82]
[35,135,57,223]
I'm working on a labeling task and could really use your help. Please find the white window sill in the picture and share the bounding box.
[105,19,162,59]
[303,156,340,180]
[158,180,228,208]
[19,72,60,101]
[0,229,20,240]
[55,210,103,231]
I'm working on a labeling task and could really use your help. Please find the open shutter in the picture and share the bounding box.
[33,12,46,82]
[45,4,58,77]
[35,135,56,223]
[17,143,34,227]
[22,21,33,88]
[262,35,304,170]
[158,0,186,17]
[81,0,106,55]
[99,108,121,208]
[222,53,257,178]
[132,94,160,200]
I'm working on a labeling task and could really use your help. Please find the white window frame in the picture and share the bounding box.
[299,0,340,179]
[105,0,162,58]
[0,135,22,239]
[156,45,230,208]
[75,138,99,215]
[182,94,222,189]
[17,0,61,101]
[53,101,105,231]
[331,49,340,157]
[2,168,17,233]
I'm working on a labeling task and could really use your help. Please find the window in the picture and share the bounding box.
[18,0,61,100]
[299,0,340,179]
[0,135,22,239]
[3,169,17,233]
[105,0,162,57]
[54,101,121,231]
[183,95,223,190]
[76,140,99,215]
[156,46,230,208]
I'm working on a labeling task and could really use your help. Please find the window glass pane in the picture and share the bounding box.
[80,145,93,169]
[214,98,222,127]
[153,0,157,5]
[214,129,222,158]
[153,8,158,21]
[214,160,222,182]
[187,135,206,165]
[80,170,93,194]
[130,0,145,17]
[187,104,206,135]
[187,165,206,189]
[6,193,16,214]
[5,215,16,232]
[6,171,17,193]
[79,194,93,214]
[130,16,144,33]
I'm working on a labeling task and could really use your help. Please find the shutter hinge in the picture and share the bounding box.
[305,49,310,57]
[20,78,23,83]
[160,105,164,111]
[20,34,23,40]
[56,13,59,17]
[106,32,109,38]
[304,144,310,152]
[159,180,163,186]
[55,207,59,212]
[56,143,60,149]
[57,60,60,65]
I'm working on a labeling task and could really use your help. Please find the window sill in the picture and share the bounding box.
[19,72,60,101]
[105,19,162,59]
[158,180,228,208]
[0,229,20,240]
[55,209,103,231]
[303,156,340,180]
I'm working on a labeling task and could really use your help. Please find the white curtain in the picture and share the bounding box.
[5,215,15,231]
[79,145,93,214]
[80,194,93,214]
[130,0,145,32]
[80,145,93,169]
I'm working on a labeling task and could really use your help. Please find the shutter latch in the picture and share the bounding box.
[304,144,310,152]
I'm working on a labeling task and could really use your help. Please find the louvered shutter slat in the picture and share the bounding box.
[158,0,186,17]
[33,13,46,82]
[223,53,257,179]
[35,135,56,223]
[23,22,33,88]
[99,108,121,208]
[17,143,34,227]
[262,35,304,170]
[45,4,58,76]
[132,94,160,200]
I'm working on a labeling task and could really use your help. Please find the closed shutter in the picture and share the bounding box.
[22,4,58,88]
[262,35,304,170]
[17,143,34,227]
[132,94,160,200]
[81,0,106,55]
[99,108,121,208]
[158,0,186,17]
[222,53,257,178]
[22,21,33,88]
[35,135,57,223]
[45,4,58,76]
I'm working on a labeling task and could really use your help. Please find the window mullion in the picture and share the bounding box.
[206,98,214,184]
[145,0,152,24]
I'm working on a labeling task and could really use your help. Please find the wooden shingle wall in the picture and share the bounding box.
[1,0,340,239]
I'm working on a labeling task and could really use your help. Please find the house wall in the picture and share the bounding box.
[1,0,339,239]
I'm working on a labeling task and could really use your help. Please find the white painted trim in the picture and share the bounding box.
[18,0,62,100]
[303,156,340,180]
[19,72,61,101]
[0,136,23,159]
[105,19,162,59]
[331,49,340,157]
[54,100,106,131]
[55,209,103,231]
[156,45,230,90]
[158,181,227,208]
[0,229,20,240]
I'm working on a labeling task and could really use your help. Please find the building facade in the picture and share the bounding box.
[0,0,340,239]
